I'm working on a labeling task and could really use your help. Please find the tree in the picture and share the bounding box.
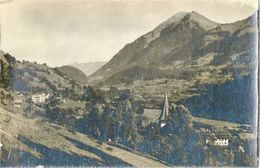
[88,103,104,138]
[0,59,14,89]
[161,104,193,135]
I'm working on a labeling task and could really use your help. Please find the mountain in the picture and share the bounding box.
[70,61,106,76]
[89,11,258,124]
[0,51,87,96]
[56,65,89,84]
[90,11,220,83]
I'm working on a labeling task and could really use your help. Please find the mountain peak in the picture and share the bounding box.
[144,11,219,44]
[143,12,188,44]
[154,12,188,31]
[185,11,220,30]
[164,12,188,24]
[190,10,201,15]
[163,11,219,30]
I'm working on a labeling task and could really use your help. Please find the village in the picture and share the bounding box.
[143,91,255,149]
[9,85,255,152]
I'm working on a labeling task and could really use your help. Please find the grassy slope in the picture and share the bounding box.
[0,107,168,167]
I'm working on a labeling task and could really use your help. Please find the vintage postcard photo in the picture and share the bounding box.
[0,0,259,167]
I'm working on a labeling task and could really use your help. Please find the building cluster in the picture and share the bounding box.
[205,133,229,147]
[213,138,229,146]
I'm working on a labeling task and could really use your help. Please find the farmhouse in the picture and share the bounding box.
[32,93,50,104]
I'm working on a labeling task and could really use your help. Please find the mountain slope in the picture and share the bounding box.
[0,52,88,96]
[56,65,89,84]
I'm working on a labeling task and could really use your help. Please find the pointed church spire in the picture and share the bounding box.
[159,92,169,127]
[161,92,169,120]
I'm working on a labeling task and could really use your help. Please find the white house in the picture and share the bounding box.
[14,99,23,107]
[32,93,50,104]
[214,139,229,146]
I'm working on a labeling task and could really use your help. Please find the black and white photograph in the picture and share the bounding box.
[0,0,259,167]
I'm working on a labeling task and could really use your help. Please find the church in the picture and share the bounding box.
[158,92,169,128]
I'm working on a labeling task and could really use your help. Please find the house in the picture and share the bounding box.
[14,99,23,107]
[13,92,24,107]
[203,132,230,147]
[239,124,253,132]
[32,93,50,104]
[214,138,229,146]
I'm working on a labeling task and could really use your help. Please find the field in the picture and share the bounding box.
[57,99,86,109]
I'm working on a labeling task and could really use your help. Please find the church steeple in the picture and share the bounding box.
[159,92,169,128]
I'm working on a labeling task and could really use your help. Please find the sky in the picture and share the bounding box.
[0,0,258,67]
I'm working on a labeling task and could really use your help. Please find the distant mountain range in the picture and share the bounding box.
[70,61,106,76]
